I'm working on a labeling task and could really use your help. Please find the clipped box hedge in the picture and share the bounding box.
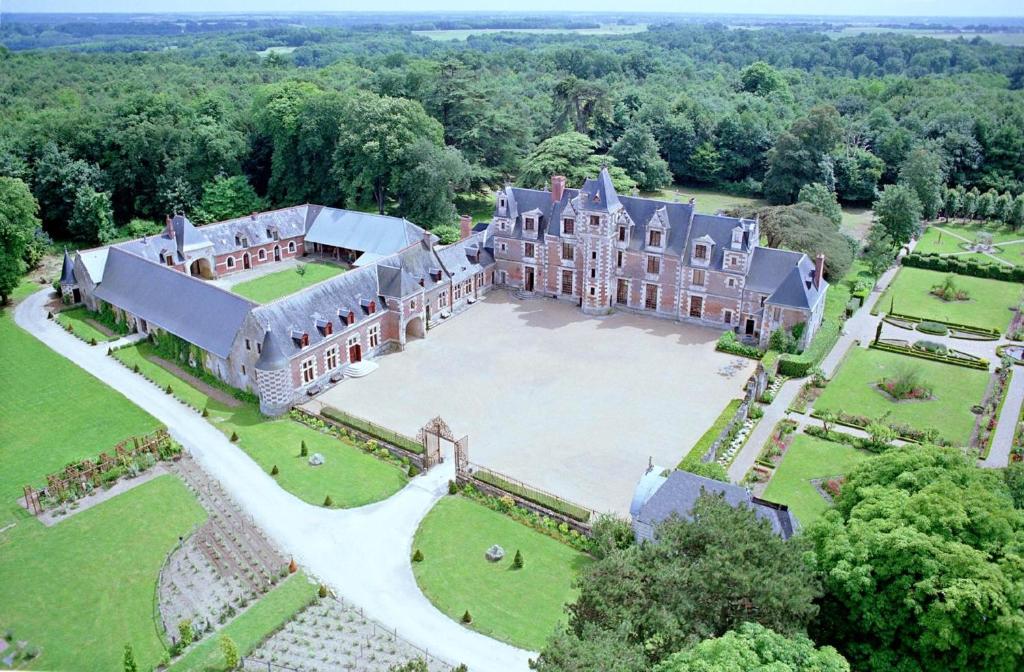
[869,340,989,370]
[888,310,1001,337]
[902,251,1024,283]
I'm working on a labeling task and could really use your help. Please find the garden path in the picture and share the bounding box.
[982,367,1024,468]
[15,289,534,672]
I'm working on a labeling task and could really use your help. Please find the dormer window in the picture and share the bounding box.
[499,196,506,209]
[292,330,310,347]
[361,299,376,315]
[316,318,333,336]
[695,244,708,260]
[430,268,443,282]
[524,217,536,232]
[649,230,663,247]
[563,218,574,235]
[235,235,249,248]
[267,227,279,241]
[732,228,743,247]
[338,308,356,326]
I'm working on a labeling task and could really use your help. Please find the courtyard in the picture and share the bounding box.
[315,291,755,515]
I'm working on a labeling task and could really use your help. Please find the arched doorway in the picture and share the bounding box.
[188,257,215,279]
[404,316,425,342]
[243,253,252,270]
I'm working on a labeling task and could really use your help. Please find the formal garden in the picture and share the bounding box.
[110,342,409,508]
[876,266,1022,333]
[411,495,592,651]
[229,262,347,304]
[812,347,989,446]
[915,222,1024,267]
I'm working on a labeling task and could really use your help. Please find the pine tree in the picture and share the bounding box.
[271,464,279,476]
[513,549,524,569]
[300,440,308,457]
[412,549,424,562]
[461,610,473,624]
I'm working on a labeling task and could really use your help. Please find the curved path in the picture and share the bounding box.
[16,289,532,672]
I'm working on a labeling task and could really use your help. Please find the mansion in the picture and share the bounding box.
[60,169,827,416]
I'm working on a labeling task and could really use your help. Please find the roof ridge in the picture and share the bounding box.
[109,245,259,308]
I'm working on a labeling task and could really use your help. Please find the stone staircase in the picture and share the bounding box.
[512,289,536,300]
[344,360,379,378]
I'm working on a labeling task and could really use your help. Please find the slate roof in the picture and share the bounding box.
[94,247,255,358]
[254,328,290,371]
[435,231,496,284]
[305,209,431,256]
[77,247,109,284]
[60,249,76,284]
[746,248,827,310]
[198,205,312,256]
[577,168,621,213]
[171,214,214,253]
[635,470,798,540]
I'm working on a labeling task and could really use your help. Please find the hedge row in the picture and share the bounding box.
[887,310,1001,337]
[471,468,592,523]
[902,251,1024,282]
[321,406,423,454]
[680,399,744,466]
[869,341,990,370]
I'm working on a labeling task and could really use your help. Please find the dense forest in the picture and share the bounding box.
[2,23,1024,253]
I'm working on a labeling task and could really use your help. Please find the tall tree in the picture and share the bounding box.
[518,132,633,192]
[196,175,265,224]
[833,147,884,202]
[1009,194,1024,229]
[738,61,787,96]
[32,143,105,239]
[552,76,611,136]
[610,125,671,192]
[899,148,946,220]
[396,139,476,229]
[0,177,40,303]
[333,92,444,214]
[69,187,116,244]
[797,182,842,227]
[753,204,854,280]
[534,495,821,670]
[764,106,842,204]
[811,445,1024,672]
[654,623,849,672]
[873,183,922,249]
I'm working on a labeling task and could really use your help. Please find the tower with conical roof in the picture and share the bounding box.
[574,167,623,315]
[59,248,79,304]
[254,328,293,416]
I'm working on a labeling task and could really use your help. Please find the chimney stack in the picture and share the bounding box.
[459,214,473,241]
[165,215,175,239]
[814,254,826,289]
[551,175,566,203]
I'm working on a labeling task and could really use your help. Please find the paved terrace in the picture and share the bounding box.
[315,291,756,516]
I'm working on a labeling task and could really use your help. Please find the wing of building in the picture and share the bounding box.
[61,171,826,417]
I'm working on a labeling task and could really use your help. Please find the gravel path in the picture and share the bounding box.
[15,289,533,672]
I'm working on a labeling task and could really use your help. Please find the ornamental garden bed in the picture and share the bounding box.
[813,347,990,446]
[875,267,1021,333]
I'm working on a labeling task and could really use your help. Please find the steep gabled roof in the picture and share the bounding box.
[60,249,76,284]
[171,214,213,253]
[768,256,828,310]
[77,247,109,284]
[577,167,621,213]
[94,247,254,358]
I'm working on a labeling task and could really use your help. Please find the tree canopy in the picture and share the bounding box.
[0,177,41,302]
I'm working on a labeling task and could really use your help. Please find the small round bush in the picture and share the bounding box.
[270,464,279,476]
[448,480,457,495]
[318,584,328,598]
[917,321,949,336]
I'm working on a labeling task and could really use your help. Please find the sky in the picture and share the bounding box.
[4,1,1023,18]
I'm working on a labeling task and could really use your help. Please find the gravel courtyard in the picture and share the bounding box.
[316,291,755,515]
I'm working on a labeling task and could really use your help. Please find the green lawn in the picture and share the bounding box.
[112,343,408,508]
[762,434,872,526]
[916,222,1024,267]
[877,266,1022,331]
[813,347,990,445]
[412,496,591,651]
[0,475,206,672]
[54,306,116,343]
[0,293,159,527]
[169,572,316,672]
[230,262,346,303]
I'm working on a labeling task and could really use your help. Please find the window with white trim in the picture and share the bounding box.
[499,242,508,253]
[647,255,660,275]
[301,357,316,384]
[226,256,235,269]
[524,242,535,258]
[325,346,339,371]
[258,249,266,261]
[368,324,380,348]
[562,242,574,261]
[288,241,296,253]
[439,292,449,308]
[724,310,733,324]
[692,269,705,286]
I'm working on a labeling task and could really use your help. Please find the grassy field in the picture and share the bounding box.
[169,572,316,672]
[0,475,206,672]
[762,434,872,526]
[877,267,1022,331]
[916,222,1024,267]
[412,496,591,651]
[413,24,647,41]
[230,262,346,303]
[54,306,117,342]
[813,347,990,445]
[0,291,159,527]
[112,343,408,508]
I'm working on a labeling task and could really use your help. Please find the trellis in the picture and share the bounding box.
[22,428,174,515]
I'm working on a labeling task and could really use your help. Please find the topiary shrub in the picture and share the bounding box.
[448,480,457,495]
[512,549,523,569]
[318,584,328,598]
[914,340,948,355]
[270,464,279,476]
[322,494,332,507]
[412,549,424,562]
[165,384,173,394]
[201,407,209,418]
[408,464,420,477]
[461,610,472,624]
[89,337,98,346]
[132,363,140,374]
[288,558,297,574]
[917,321,949,336]
[230,431,239,442]
[300,440,308,457]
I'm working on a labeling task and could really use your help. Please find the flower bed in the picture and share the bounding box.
[975,361,1012,459]
[289,409,417,470]
[755,419,798,468]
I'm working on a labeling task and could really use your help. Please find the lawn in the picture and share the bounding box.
[230,262,346,303]
[0,293,159,527]
[54,306,116,342]
[916,222,1024,267]
[412,496,591,651]
[112,343,408,508]
[877,266,1022,331]
[813,347,990,445]
[762,434,871,526]
[0,475,206,672]
[169,572,316,672]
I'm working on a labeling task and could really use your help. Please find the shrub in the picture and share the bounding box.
[408,464,420,477]
[590,514,635,559]
[412,548,424,562]
[914,340,948,355]
[178,619,193,648]
[448,479,457,495]
[461,610,473,624]
[917,320,949,335]
[165,384,173,394]
[769,327,798,354]
[748,404,764,419]
[300,440,308,457]
[322,494,333,507]
[512,549,524,569]
[230,431,239,442]
[288,558,297,573]
[930,274,970,302]
[715,331,763,359]
[123,643,137,672]
[201,407,209,418]
[219,635,239,670]
[777,355,813,377]
[270,464,279,476]
[89,337,98,346]
[132,363,140,374]
[318,584,329,598]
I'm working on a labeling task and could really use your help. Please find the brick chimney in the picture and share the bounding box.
[459,214,473,240]
[551,175,566,203]
[165,215,175,239]
[814,254,826,289]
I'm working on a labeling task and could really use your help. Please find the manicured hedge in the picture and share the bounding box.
[869,341,989,370]
[888,310,1001,337]
[680,399,744,466]
[472,468,592,523]
[715,331,763,359]
[917,321,949,336]
[321,406,424,454]
[902,251,1024,282]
